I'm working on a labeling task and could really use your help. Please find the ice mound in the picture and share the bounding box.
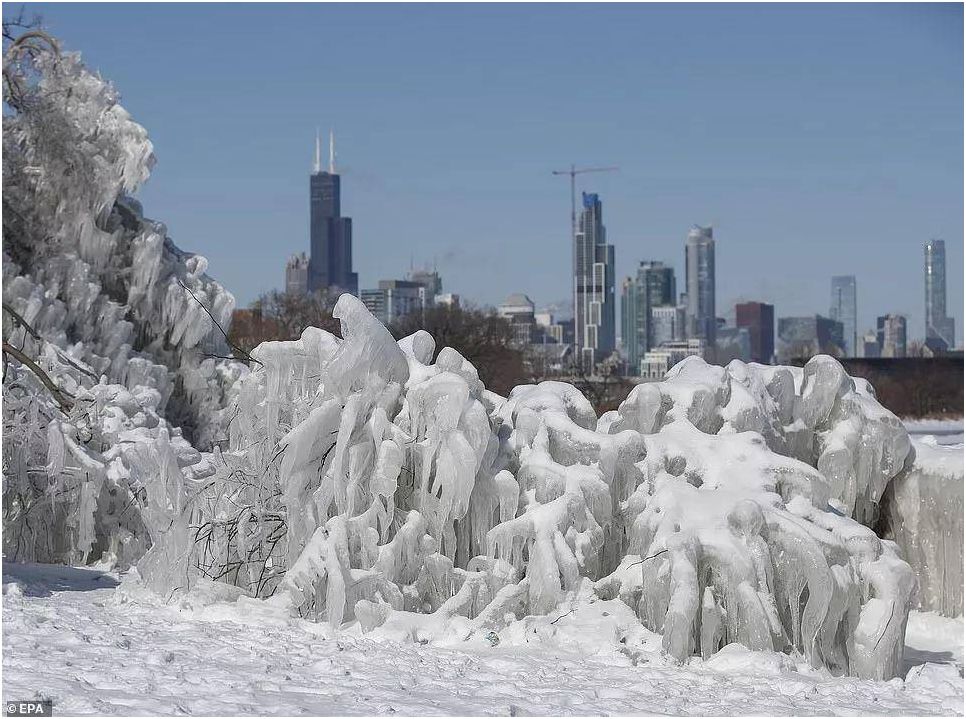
[878,438,964,617]
[133,296,921,680]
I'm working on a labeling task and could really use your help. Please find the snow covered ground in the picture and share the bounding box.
[2,563,962,716]
[904,418,964,446]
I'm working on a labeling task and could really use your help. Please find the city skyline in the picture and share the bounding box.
[34,3,964,342]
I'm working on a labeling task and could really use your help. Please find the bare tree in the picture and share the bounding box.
[2,7,43,43]
[228,290,341,356]
[550,351,635,416]
[389,304,526,396]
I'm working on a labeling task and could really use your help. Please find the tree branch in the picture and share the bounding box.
[2,341,74,414]
[2,302,100,382]
[176,279,262,366]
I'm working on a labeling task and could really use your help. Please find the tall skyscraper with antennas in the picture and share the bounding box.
[308,129,357,296]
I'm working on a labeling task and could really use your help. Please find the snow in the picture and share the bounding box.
[903,419,964,447]
[904,610,965,673]
[2,562,963,716]
[5,282,931,681]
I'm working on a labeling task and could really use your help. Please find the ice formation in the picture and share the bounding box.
[878,438,964,617]
[3,36,238,567]
[118,292,917,681]
[2,29,951,685]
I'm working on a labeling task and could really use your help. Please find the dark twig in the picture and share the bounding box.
[549,607,576,625]
[2,302,40,340]
[1,341,74,414]
[872,601,896,654]
[3,302,100,382]
[546,551,670,626]
[546,552,664,627]
[176,279,262,366]
[625,548,670,570]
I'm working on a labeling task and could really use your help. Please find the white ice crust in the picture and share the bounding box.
[880,438,964,617]
[103,296,921,680]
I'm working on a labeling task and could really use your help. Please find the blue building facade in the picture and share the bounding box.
[308,133,357,296]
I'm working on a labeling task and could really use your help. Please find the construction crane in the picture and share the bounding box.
[551,164,619,247]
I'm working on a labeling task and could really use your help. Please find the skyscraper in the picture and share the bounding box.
[641,262,676,310]
[860,330,880,358]
[925,239,955,348]
[409,268,442,298]
[360,279,428,325]
[621,261,676,373]
[619,277,639,372]
[830,275,857,356]
[735,301,775,364]
[650,305,686,348]
[776,315,844,363]
[685,225,716,345]
[877,314,907,358]
[498,293,538,345]
[284,252,309,295]
[574,192,615,371]
[308,131,357,296]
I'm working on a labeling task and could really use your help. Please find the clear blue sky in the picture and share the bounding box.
[28,3,964,343]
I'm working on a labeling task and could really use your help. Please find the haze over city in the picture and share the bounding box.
[33,2,964,341]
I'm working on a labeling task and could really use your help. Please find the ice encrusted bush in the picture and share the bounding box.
[2,29,237,567]
[144,292,919,680]
[878,438,964,618]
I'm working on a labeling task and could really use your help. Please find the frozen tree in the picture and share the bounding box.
[234,289,341,349]
[2,23,237,566]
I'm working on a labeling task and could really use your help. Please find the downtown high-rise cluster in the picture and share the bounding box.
[583,190,957,376]
[281,142,958,376]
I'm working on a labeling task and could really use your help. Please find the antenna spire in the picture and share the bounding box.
[313,128,321,173]
[329,130,336,174]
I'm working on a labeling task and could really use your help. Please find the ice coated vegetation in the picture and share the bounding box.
[147,311,925,681]
[3,28,963,696]
[2,32,238,567]
[879,437,964,617]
